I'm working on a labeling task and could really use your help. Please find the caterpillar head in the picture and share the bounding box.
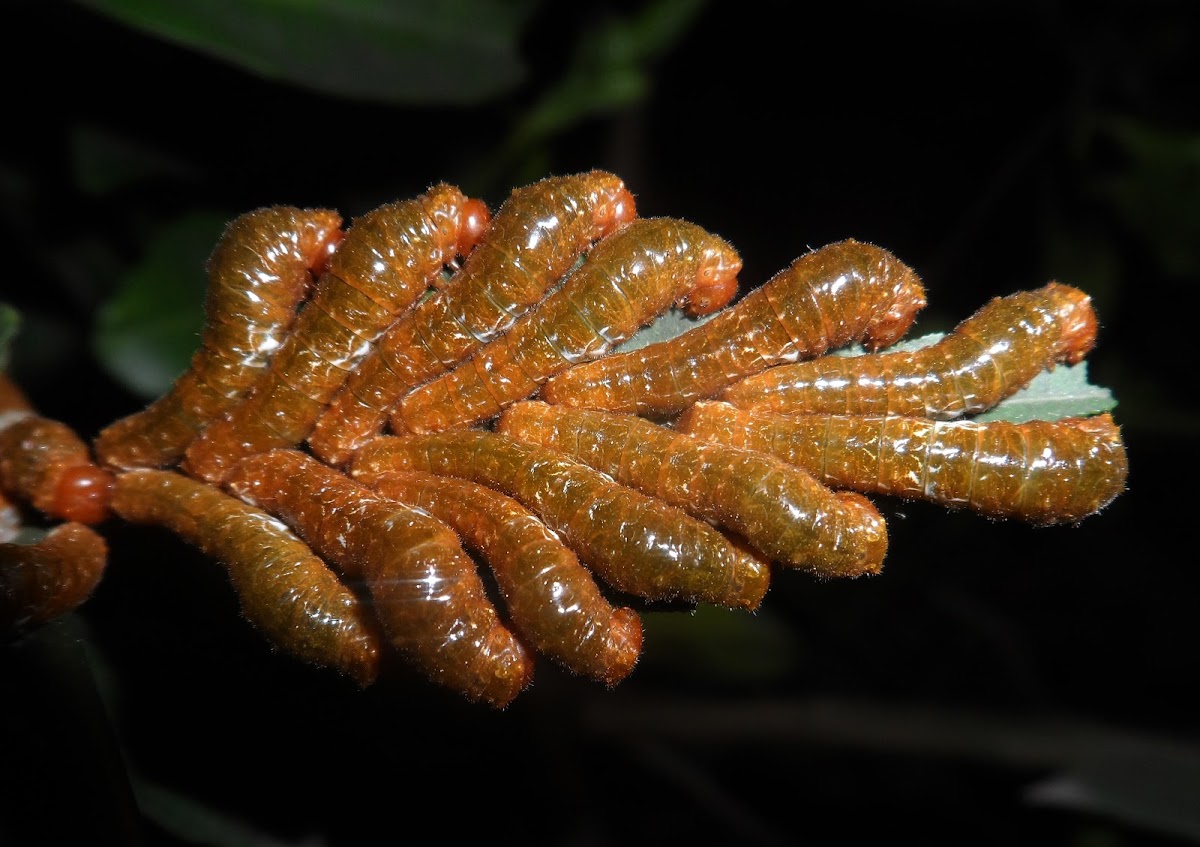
[684,236,742,316]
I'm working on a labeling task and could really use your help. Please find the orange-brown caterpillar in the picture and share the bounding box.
[1,522,108,634]
[308,170,637,465]
[349,431,772,610]
[94,207,343,470]
[110,468,382,686]
[496,401,887,578]
[393,217,742,434]
[0,408,114,526]
[722,282,1097,418]
[677,402,1128,525]
[183,184,485,483]
[363,471,642,685]
[540,239,927,417]
[224,449,532,708]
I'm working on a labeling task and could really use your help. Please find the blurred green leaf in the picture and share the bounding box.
[0,302,18,373]
[93,213,224,398]
[74,0,536,105]
[480,0,708,182]
[1091,117,1200,279]
[1027,748,1200,842]
[71,126,198,195]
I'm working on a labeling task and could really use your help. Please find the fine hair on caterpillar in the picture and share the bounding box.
[0,170,1131,707]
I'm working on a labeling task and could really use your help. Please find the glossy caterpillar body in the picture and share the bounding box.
[0,172,1127,705]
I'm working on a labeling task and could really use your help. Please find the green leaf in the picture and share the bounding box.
[0,302,18,373]
[613,306,716,354]
[73,0,536,105]
[971,360,1117,423]
[93,213,225,399]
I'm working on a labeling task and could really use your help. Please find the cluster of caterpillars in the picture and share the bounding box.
[0,171,1128,708]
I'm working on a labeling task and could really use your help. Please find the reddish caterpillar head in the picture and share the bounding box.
[53,465,115,526]
[683,237,742,316]
[586,172,638,238]
[424,183,492,262]
[456,198,492,257]
[1044,281,1097,365]
[861,246,928,350]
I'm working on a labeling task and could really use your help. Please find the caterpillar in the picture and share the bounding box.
[1,522,108,634]
[539,239,927,418]
[223,449,533,708]
[93,206,344,470]
[109,468,382,687]
[307,170,637,466]
[676,402,1129,525]
[363,471,642,686]
[348,431,772,610]
[495,401,887,578]
[0,376,114,526]
[721,282,1097,418]
[392,217,742,434]
[182,183,485,484]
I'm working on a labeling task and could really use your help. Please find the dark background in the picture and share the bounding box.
[2,1,1197,845]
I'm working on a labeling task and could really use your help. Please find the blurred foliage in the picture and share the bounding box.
[74,0,538,106]
[91,213,222,398]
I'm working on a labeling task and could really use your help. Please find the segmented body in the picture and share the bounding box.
[183,184,482,483]
[110,468,381,686]
[0,403,114,526]
[539,239,927,417]
[308,170,636,465]
[677,402,1128,524]
[722,282,1097,418]
[94,207,343,470]
[393,217,741,434]
[364,471,642,685]
[1,522,107,633]
[224,449,532,708]
[349,431,771,610]
[496,401,887,578]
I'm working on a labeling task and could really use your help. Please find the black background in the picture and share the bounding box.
[2,2,1197,845]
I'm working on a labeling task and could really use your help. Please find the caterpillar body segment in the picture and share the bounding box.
[182,184,481,484]
[0,413,114,526]
[496,401,886,578]
[722,282,1097,418]
[392,217,742,434]
[677,402,1128,525]
[540,239,926,417]
[348,431,771,611]
[223,450,533,708]
[109,469,381,686]
[365,471,642,686]
[308,170,637,465]
[0,522,108,634]
[94,207,343,470]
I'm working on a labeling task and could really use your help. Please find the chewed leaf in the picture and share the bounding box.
[836,332,1118,423]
